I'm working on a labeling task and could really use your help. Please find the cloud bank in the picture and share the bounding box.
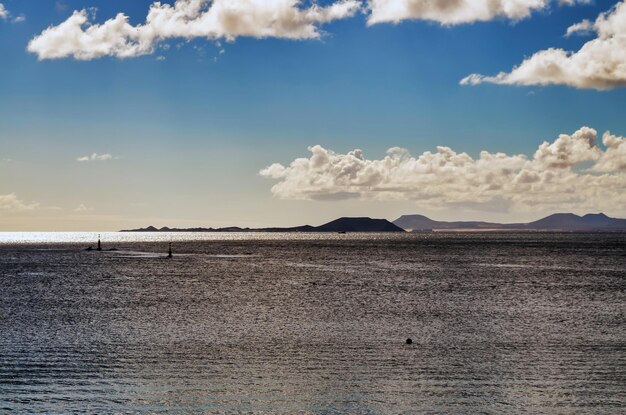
[77,153,114,162]
[260,127,626,213]
[367,0,550,26]
[27,0,597,60]
[28,0,361,60]
[461,1,626,89]
[0,4,7,20]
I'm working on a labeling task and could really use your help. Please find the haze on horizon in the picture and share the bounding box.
[1,0,625,231]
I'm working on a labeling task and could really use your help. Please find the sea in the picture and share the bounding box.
[0,232,624,414]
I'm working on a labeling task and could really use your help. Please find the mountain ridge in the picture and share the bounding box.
[394,213,626,231]
[121,213,626,233]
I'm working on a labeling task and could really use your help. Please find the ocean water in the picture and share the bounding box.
[1,232,625,414]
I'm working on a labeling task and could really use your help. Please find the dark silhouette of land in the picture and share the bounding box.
[121,213,626,233]
[121,217,405,233]
[393,213,626,232]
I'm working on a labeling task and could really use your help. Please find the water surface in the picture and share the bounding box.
[1,232,625,413]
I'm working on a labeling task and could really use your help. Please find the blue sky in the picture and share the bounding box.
[0,0,625,230]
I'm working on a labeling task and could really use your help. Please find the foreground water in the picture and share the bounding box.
[1,232,625,414]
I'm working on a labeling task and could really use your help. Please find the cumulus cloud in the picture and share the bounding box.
[461,1,626,89]
[260,127,626,213]
[77,153,114,162]
[533,126,600,168]
[0,3,8,20]
[28,0,361,60]
[0,194,39,211]
[366,0,551,26]
[592,131,626,172]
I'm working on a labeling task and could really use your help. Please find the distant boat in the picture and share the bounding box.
[337,231,347,234]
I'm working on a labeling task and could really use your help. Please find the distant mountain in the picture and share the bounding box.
[121,217,405,233]
[315,217,404,232]
[393,214,504,231]
[121,213,626,233]
[393,213,626,232]
[525,213,626,231]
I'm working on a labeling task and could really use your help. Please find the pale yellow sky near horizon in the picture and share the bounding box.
[0,195,623,232]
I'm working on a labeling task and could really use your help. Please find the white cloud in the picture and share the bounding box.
[461,1,626,89]
[565,18,593,36]
[592,131,626,172]
[533,126,600,168]
[260,127,626,214]
[0,3,24,22]
[28,0,361,60]
[77,153,114,162]
[366,0,550,26]
[74,204,94,212]
[0,3,8,20]
[559,0,592,5]
[0,194,39,211]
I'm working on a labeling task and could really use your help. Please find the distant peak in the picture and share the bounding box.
[397,214,430,219]
[583,213,608,218]
[545,213,581,218]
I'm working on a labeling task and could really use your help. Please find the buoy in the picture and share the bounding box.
[406,338,413,345]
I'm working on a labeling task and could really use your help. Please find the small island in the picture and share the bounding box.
[121,217,406,233]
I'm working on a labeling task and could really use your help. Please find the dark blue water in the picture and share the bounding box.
[1,232,625,414]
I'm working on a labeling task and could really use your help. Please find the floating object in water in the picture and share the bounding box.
[86,236,117,252]
[406,338,413,345]
[167,242,173,258]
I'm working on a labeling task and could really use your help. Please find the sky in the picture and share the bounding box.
[0,0,625,231]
